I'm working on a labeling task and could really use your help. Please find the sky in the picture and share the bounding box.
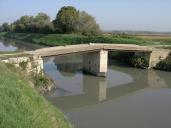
[0,0,171,32]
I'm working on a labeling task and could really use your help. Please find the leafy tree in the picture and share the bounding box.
[78,11,100,35]
[0,6,100,35]
[0,25,2,32]
[11,13,54,33]
[34,13,54,33]
[12,16,34,32]
[41,22,55,33]
[34,13,50,22]
[1,22,11,32]
[53,6,79,33]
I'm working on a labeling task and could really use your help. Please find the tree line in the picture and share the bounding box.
[0,6,100,35]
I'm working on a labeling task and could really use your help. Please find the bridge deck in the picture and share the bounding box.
[32,43,154,57]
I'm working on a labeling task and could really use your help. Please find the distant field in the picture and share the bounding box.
[134,35,171,45]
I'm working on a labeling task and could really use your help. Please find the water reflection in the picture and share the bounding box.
[54,54,83,75]
[46,70,147,110]
[0,38,42,52]
[109,64,171,89]
[147,71,168,88]
[0,40,17,51]
[44,54,171,111]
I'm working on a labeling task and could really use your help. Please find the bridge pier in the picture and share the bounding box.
[134,51,170,69]
[149,50,170,68]
[83,50,108,77]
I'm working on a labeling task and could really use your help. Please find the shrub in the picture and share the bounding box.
[156,57,171,71]
[131,56,148,68]
[19,61,28,70]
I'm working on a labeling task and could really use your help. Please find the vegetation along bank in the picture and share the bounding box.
[0,32,149,46]
[0,62,72,128]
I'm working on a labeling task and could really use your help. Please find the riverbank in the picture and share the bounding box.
[0,32,149,46]
[0,62,71,128]
[1,32,171,47]
[0,32,171,72]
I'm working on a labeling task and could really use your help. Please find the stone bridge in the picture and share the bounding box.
[1,43,171,76]
[32,43,170,76]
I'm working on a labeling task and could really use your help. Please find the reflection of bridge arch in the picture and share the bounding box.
[109,65,170,89]
[48,75,147,110]
[47,64,170,111]
[53,54,83,76]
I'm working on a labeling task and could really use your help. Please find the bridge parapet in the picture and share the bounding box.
[33,43,153,57]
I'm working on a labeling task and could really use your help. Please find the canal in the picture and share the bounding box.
[1,38,171,128]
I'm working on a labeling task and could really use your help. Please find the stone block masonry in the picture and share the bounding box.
[83,50,108,77]
[1,56,43,74]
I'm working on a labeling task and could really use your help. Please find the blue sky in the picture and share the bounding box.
[0,0,171,32]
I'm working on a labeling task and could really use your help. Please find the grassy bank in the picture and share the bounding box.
[0,32,149,46]
[0,63,71,128]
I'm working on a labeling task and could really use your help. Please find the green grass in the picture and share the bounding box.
[0,32,149,46]
[0,63,71,128]
[0,32,7,36]
[1,32,170,48]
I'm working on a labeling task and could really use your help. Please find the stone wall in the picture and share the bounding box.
[1,56,43,74]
